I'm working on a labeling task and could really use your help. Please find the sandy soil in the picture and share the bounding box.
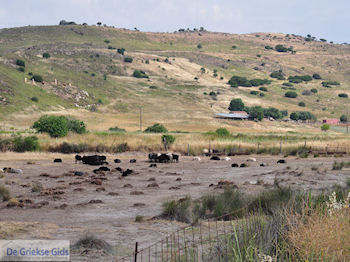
[0,153,349,260]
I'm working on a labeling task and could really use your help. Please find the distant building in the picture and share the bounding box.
[215,112,249,120]
[323,119,339,124]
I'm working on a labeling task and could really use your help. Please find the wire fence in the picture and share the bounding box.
[116,205,253,262]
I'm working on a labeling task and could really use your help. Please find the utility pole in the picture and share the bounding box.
[347,104,349,134]
[139,107,142,132]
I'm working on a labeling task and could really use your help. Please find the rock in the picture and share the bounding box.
[130,191,144,195]
[107,192,119,196]
[192,157,201,161]
[89,200,103,204]
[147,183,159,188]
[130,159,137,163]
[123,184,133,188]
[74,171,84,176]
[96,187,106,192]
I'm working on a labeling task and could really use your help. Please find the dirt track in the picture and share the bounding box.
[0,153,349,260]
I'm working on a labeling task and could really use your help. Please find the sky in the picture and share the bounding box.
[0,0,349,43]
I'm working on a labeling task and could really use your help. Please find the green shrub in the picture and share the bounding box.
[124,57,133,63]
[322,81,340,87]
[321,124,330,131]
[149,85,158,89]
[107,45,116,50]
[66,117,86,134]
[197,43,202,49]
[259,92,265,97]
[232,45,237,49]
[132,70,148,78]
[285,91,298,98]
[31,97,38,102]
[298,102,305,107]
[215,128,230,137]
[104,40,110,43]
[31,74,43,82]
[282,82,293,87]
[340,115,347,123]
[18,67,25,72]
[338,93,348,98]
[0,186,10,201]
[31,182,43,193]
[288,75,312,83]
[228,98,245,111]
[144,123,168,133]
[290,111,316,121]
[245,106,264,121]
[270,71,285,80]
[13,136,40,152]
[264,45,273,50]
[310,88,318,93]
[250,90,259,95]
[275,44,288,52]
[117,48,125,55]
[259,87,267,92]
[162,197,192,223]
[312,73,322,79]
[42,52,51,59]
[16,59,25,67]
[108,126,126,132]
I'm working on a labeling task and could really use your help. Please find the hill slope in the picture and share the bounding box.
[0,25,349,131]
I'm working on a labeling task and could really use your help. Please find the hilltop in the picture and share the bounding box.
[0,24,349,132]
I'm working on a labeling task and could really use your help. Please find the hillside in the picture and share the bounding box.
[0,25,350,132]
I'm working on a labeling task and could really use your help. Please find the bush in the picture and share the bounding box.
[42,52,51,59]
[0,186,10,201]
[162,197,192,223]
[338,93,348,98]
[310,88,318,93]
[275,44,288,52]
[31,74,43,83]
[265,45,273,50]
[13,136,40,152]
[259,87,267,92]
[73,234,112,252]
[228,98,245,111]
[282,82,293,87]
[109,126,126,132]
[31,182,43,193]
[285,91,298,98]
[144,123,168,133]
[149,85,158,89]
[133,70,148,78]
[117,48,125,55]
[263,107,284,119]
[197,43,202,49]
[215,128,230,137]
[322,81,340,87]
[66,117,86,134]
[232,45,237,49]
[107,45,116,50]
[270,71,285,80]
[250,90,259,95]
[228,76,251,87]
[298,102,305,107]
[321,124,330,131]
[259,93,265,97]
[290,111,316,121]
[18,67,25,72]
[312,73,322,79]
[16,59,25,67]
[124,57,133,63]
[104,40,110,43]
[340,115,347,123]
[31,97,38,102]
[245,106,264,121]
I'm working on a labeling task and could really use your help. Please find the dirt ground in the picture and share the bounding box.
[0,152,349,261]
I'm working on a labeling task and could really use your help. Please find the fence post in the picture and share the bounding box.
[280,141,282,154]
[187,144,190,156]
[134,242,138,262]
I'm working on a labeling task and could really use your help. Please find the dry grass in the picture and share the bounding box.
[287,208,350,261]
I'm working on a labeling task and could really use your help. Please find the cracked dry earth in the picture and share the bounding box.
[0,153,349,261]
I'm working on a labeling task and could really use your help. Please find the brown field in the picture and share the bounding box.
[0,152,349,260]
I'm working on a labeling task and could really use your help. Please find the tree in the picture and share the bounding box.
[340,115,347,123]
[228,98,245,111]
[200,67,205,74]
[42,52,50,59]
[285,91,298,98]
[13,136,40,152]
[33,115,69,137]
[144,123,168,133]
[197,43,202,49]
[290,112,299,121]
[246,106,264,121]
[162,134,176,150]
[298,102,306,107]
[321,124,330,132]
